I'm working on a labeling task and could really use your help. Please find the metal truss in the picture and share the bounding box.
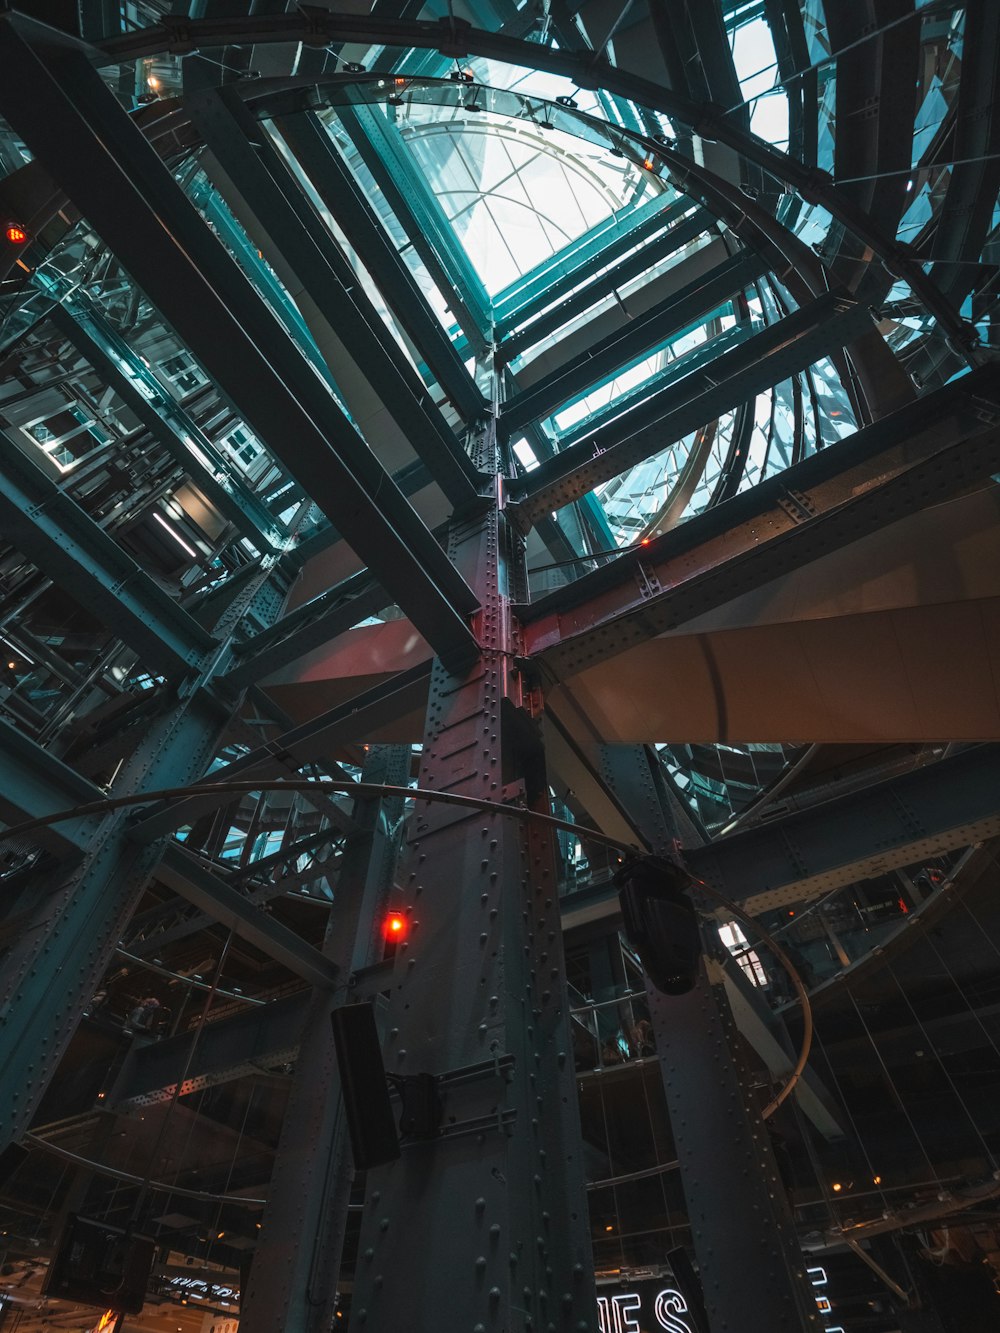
[0,3,997,1331]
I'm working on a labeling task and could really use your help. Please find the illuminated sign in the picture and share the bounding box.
[164,1275,238,1301]
[597,1269,840,1333]
[597,1286,693,1333]
[807,1265,844,1333]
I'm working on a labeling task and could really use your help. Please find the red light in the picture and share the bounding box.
[640,536,651,546]
[4,223,28,245]
[643,155,656,172]
[383,912,407,940]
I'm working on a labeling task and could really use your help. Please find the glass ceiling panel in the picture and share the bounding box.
[400,112,652,297]
[728,14,789,150]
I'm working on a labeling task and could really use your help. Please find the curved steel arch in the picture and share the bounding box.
[94,9,979,358]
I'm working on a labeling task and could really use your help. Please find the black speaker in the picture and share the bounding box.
[330,1002,401,1170]
[45,1215,154,1316]
[615,855,702,995]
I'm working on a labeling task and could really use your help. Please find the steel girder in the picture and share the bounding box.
[651,0,742,107]
[654,961,824,1332]
[824,0,919,281]
[335,99,494,356]
[261,453,442,603]
[275,111,487,424]
[493,192,685,337]
[509,288,875,524]
[0,719,102,858]
[688,743,1000,914]
[125,843,341,958]
[0,424,216,678]
[928,0,1000,306]
[0,15,480,673]
[0,688,234,1155]
[155,843,339,989]
[499,208,714,365]
[501,247,770,434]
[560,744,1000,925]
[518,365,1000,676]
[131,660,434,841]
[3,49,909,430]
[223,568,389,689]
[185,77,482,511]
[95,11,976,354]
[110,990,310,1110]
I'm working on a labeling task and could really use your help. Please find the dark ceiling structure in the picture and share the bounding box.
[0,0,999,1329]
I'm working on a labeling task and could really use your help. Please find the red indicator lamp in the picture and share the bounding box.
[383,911,408,941]
[4,222,29,246]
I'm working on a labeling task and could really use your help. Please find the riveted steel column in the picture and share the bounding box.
[349,447,596,1332]
[601,746,821,1333]
[239,745,411,1333]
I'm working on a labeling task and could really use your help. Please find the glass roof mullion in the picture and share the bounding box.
[502,248,769,435]
[493,193,685,333]
[336,100,494,355]
[500,208,714,363]
[277,112,486,423]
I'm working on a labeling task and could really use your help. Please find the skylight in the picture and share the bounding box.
[729,15,789,149]
[400,112,651,296]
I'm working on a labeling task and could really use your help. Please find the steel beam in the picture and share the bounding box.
[336,100,493,355]
[519,366,1000,676]
[110,991,311,1110]
[0,688,234,1155]
[155,843,339,989]
[92,11,973,353]
[928,0,1000,306]
[509,289,875,523]
[493,193,687,336]
[561,745,1000,922]
[502,248,769,433]
[223,568,388,689]
[0,425,215,678]
[186,78,481,511]
[131,660,434,842]
[824,0,918,285]
[654,963,822,1331]
[0,15,480,672]
[275,111,486,424]
[124,804,347,955]
[688,744,1000,915]
[0,719,102,858]
[499,207,713,365]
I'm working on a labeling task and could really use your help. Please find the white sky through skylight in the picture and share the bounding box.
[402,114,649,296]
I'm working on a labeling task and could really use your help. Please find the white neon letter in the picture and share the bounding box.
[613,1293,642,1333]
[654,1288,694,1333]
